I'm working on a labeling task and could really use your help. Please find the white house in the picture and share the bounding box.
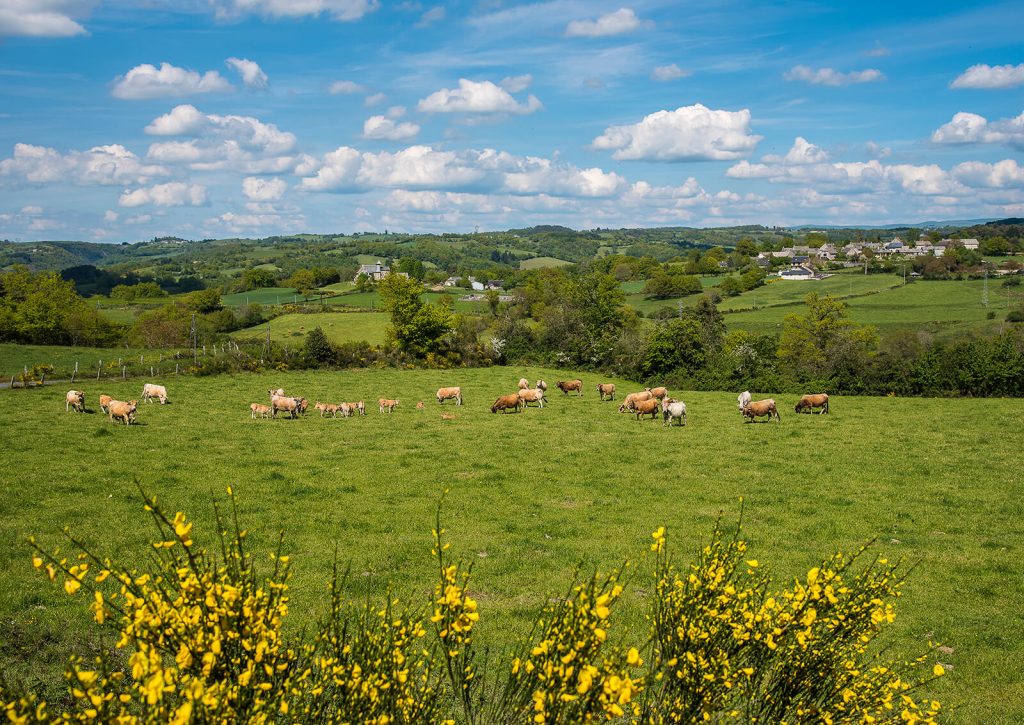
[354,261,390,282]
[959,238,980,251]
[777,265,817,281]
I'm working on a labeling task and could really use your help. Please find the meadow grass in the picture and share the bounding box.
[519,256,572,269]
[0,343,177,379]
[220,287,301,307]
[0,368,1020,722]
[229,311,389,345]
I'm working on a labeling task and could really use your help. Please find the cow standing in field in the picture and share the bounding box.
[344,401,365,416]
[597,383,616,401]
[619,390,653,413]
[738,391,752,411]
[437,387,462,406]
[518,378,530,390]
[315,402,340,418]
[518,387,545,409]
[742,399,781,423]
[269,388,285,397]
[795,393,829,414]
[662,398,687,427]
[270,394,300,419]
[250,403,271,419]
[631,398,660,421]
[379,399,399,413]
[491,394,522,414]
[65,390,85,413]
[338,403,353,418]
[556,379,583,397]
[536,380,547,393]
[108,399,137,425]
[98,394,113,414]
[646,387,668,401]
[142,383,168,404]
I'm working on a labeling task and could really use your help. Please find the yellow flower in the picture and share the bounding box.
[933,664,945,677]
[627,647,641,666]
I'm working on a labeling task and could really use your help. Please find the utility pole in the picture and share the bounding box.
[190,313,198,364]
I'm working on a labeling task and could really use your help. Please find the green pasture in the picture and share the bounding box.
[324,289,487,314]
[716,272,902,313]
[519,256,572,270]
[0,369,1020,721]
[0,343,176,379]
[221,287,299,307]
[230,311,389,346]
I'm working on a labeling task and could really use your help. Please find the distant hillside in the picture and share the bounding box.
[0,240,121,271]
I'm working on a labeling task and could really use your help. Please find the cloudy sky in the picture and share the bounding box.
[1,0,1022,242]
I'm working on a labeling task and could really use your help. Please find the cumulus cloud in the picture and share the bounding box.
[417,79,541,115]
[503,159,625,197]
[226,57,269,89]
[213,0,378,22]
[651,64,689,81]
[950,63,1024,90]
[500,74,532,93]
[591,104,761,161]
[0,142,168,186]
[952,159,1024,188]
[103,210,119,222]
[363,113,420,141]
[783,65,885,86]
[762,137,829,165]
[364,92,386,107]
[565,8,645,38]
[726,158,889,193]
[119,182,208,208]
[931,111,1024,149]
[0,0,88,37]
[112,62,232,100]
[328,80,366,94]
[242,176,287,201]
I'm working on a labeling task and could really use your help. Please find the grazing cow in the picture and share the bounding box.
[490,393,522,414]
[436,387,462,406]
[738,390,752,411]
[556,379,583,396]
[142,383,168,404]
[662,398,687,427]
[632,398,660,421]
[795,393,830,414]
[108,399,137,425]
[619,390,653,413]
[597,383,616,401]
[536,380,547,392]
[65,389,85,413]
[315,401,340,418]
[742,399,781,423]
[98,394,113,414]
[646,386,668,400]
[416,401,425,409]
[379,398,399,414]
[518,387,545,408]
[250,403,271,419]
[518,378,530,390]
[270,394,300,419]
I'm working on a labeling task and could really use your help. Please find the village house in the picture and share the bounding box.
[354,261,390,282]
[777,265,818,281]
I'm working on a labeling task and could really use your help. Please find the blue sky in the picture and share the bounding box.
[1,0,1022,242]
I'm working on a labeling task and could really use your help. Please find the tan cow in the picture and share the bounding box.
[436,387,462,405]
[268,388,285,397]
[379,398,399,413]
[98,394,113,414]
[108,399,137,425]
[297,397,309,416]
[518,378,530,390]
[337,403,353,418]
[556,379,583,396]
[416,401,425,409]
[632,398,660,421]
[597,383,616,401]
[65,389,85,413]
[315,401,340,418]
[536,380,547,392]
[270,394,300,419]
[491,393,522,414]
[518,387,545,408]
[142,383,168,404]
[250,403,271,419]
[742,399,781,423]
[344,401,365,416]
[619,390,653,413]
[646,386,668,400]
[795,393,829,414]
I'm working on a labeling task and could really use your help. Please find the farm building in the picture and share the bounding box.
[777,265,818,281]
[354,261,391,282]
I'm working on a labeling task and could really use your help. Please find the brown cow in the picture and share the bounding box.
[297,397,309,416]
[250,403,271,419]
[619,390,653,413]
[65,390,85,413]
[518,387,545,408]
[556,379,583,396]
[436,387,462,405]
[742,399,781,423]
[108,399,137,425]
[98,394,113,414]
[597,383,616,401]
[379,398,399,413]
[632,398,660,421]
[315,401,340,418]
[344,401,365,416]
[646,386,668,400]
[491,393,522,414]
[441,413,456,421]
[795,393,829,414]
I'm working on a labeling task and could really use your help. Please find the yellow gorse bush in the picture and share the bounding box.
[1,489,945,724]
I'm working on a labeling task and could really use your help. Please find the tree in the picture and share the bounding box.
[242,268,278,290]
[354,273,374,292]
[303,327,334,364]
[287,269,317,294]
[640,318,705,378]
[185,288,222,313]
[378,273,452,357]
[778,293,878,384]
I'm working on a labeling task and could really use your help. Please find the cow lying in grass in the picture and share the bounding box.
[491,394,522,414]
[742,399,781,423]
[795,393,829,414]
[65,390,85,413]
[662,398,687,426]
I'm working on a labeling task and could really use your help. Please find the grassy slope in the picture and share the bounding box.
[221,287,299,307]
[0,369,1020,722]
[0,343,175,379]
[519,256,572,270]
[229,311,389,345]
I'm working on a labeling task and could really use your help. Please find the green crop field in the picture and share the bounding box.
[230,311,389,345]
[0,369,1020,722]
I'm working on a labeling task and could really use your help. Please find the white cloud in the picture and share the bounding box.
[112,62,232,100]
[363,114,420,141]
[565,8,644,38]
[951,63,1024,90]
[651,64,689,81]
[762,137,829,165]
[0,142,168,186]
[417,79,541,115]
[783,65,885,86]
[103,210,119,222]
[503,159,625,197]
[592,103,761,161]
[123,213,152,225]
[931,111,1024,149]
[365,92,386,107]
[0,0,88,37]
[20,205,42,214]
[952,159,1024,188]
[119,181,208,208]
[499,74,532,93]
[144,104,207,136]
[242,176,287,201]
[415,6,444,27]
[226,57,268,89]
[328,80,366,94]
[214,0,378,22]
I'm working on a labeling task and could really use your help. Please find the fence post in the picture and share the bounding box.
[97,361,102,380]
[150,366,154,377]
[71,362,77,384]
[9,375,14,389]
[122,366,127,379]
[176,363,180,375]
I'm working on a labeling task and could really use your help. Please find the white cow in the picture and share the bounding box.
[662,398,687,427]
[142,383,168,404]
[738,390,752,412]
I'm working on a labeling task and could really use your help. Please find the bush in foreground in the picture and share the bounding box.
[1,490,945,723]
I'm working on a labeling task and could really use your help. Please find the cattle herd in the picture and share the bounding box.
[62,378,830,428]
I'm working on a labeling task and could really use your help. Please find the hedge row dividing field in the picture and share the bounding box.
[0,368,1021,722]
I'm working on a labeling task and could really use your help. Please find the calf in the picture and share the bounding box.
[662,398,687,427]
[795,393,829,414]
[297,397,309,416]
[98,394,113,414]
[742,399,781,423]
[518,387,545,408]
[632,398,660,421]
[142,383,168,404]
[250,403,271,419]
[436,387,462,406]
[597,383,616,401]
[315,401,340,418]
[109,399,137,426]
[65,389,85,413]
[268,388,285,397]
[416,401,425,409]
[338,403,354,418]
[379,398,399,413]
[556,379,583,396]
[619,390,653,413]
[491,393,522,414]
[270,394,300,419]
[344,401,365,416]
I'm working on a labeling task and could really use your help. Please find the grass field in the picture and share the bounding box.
[0,343,176,379]
[230,311,389,345]
[0,369,1021,722]
[221,287,300,307]
[519,256,572,270]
